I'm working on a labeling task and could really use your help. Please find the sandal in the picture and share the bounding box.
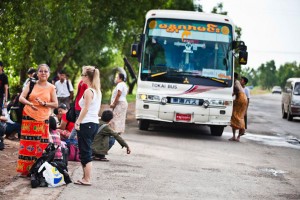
[74,180,92,186]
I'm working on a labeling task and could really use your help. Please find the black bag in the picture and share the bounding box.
[9,80,36,123]
[66,103,76,123]
[0,123,5,150]
[29,143,57,188]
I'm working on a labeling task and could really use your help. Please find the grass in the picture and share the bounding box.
[102,93,136,104]
[250,86,271,95]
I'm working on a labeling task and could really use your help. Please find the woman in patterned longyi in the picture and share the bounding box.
[17,64,58,176]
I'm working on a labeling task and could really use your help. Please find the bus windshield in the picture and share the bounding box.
[141,18,233,86]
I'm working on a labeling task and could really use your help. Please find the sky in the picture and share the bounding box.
[195,0,300,69]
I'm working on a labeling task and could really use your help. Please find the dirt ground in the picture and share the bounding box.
[0,102,136,190]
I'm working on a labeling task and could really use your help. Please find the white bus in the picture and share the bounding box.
[131,10,248,136]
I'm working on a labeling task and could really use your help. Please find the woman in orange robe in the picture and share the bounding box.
[17,64,58,176]
[229,73,247,142]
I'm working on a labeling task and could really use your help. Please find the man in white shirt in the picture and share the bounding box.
[55,70,74,109]
[241,76,250,129]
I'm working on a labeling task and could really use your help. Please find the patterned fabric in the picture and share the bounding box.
[110,101,128,134]
[16,112,49,175]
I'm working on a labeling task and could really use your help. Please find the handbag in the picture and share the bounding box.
[66,103,76,123]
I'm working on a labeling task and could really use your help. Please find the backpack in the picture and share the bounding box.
[8,80,35,123]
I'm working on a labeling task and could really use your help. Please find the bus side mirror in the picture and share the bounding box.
[131,34,144,62]
[232,41,248,65]
[131,44,139,57]
[239,51,248,65]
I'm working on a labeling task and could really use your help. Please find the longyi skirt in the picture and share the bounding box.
[16,112,49,175]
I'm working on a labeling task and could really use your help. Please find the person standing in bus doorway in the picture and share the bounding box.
[229,73,247,142]
[110,73,128,134]
[0,61,9,110]
[240,76,250,130]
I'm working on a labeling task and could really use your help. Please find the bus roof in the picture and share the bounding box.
[146,10,234,25]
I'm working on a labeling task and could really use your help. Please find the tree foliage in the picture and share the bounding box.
[0,0,195,95]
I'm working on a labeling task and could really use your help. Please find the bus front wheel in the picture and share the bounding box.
[139,120,150,130]
[210,125,224,136]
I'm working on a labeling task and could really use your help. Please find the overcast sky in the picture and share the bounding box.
[196,0,300,69]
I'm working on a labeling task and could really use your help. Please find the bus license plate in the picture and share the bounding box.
[170,98,199,105]
[175,113,192,122]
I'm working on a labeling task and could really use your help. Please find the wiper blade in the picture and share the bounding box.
[172,72,229,85]
[151,71,167,78]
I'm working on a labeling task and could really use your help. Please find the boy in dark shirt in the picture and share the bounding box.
[92,110,131,161]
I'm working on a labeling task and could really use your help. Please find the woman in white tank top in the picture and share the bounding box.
[74,66,101,186]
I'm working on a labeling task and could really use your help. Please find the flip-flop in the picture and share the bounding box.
[74,180,92,186]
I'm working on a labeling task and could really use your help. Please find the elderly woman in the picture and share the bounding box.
[110,73,128,134]
[17,64,58,176]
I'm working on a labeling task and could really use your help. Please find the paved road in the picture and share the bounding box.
[3,94,300,200]
[247,93,300,138]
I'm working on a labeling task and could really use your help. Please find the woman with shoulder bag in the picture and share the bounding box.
[17,64,58,176]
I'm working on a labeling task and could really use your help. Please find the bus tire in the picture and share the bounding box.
[210,125,224,136]
[139,120,150,130]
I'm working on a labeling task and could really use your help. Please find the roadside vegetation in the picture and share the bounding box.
[0,1,298,97]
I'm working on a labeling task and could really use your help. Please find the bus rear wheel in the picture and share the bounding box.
[139,120,150,130]
[210,125,224,136]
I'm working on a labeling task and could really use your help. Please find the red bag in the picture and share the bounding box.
[68,144,80,162]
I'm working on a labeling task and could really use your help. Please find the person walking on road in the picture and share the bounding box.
[110,73,128,134]
[74,66,101,186]
[229,73,247,142]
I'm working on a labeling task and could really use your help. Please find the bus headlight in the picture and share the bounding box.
[203,100,210,108]
[208,100,232,106]
[138,94,160,102]
[161,97,168,105]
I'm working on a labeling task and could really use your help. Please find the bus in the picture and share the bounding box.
[131,10,248,136]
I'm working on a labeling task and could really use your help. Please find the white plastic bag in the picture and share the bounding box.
[38,161,66,187]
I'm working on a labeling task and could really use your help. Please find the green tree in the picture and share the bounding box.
[257,60,277,90]
[277,62,300,88]
[0,0,195,96]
